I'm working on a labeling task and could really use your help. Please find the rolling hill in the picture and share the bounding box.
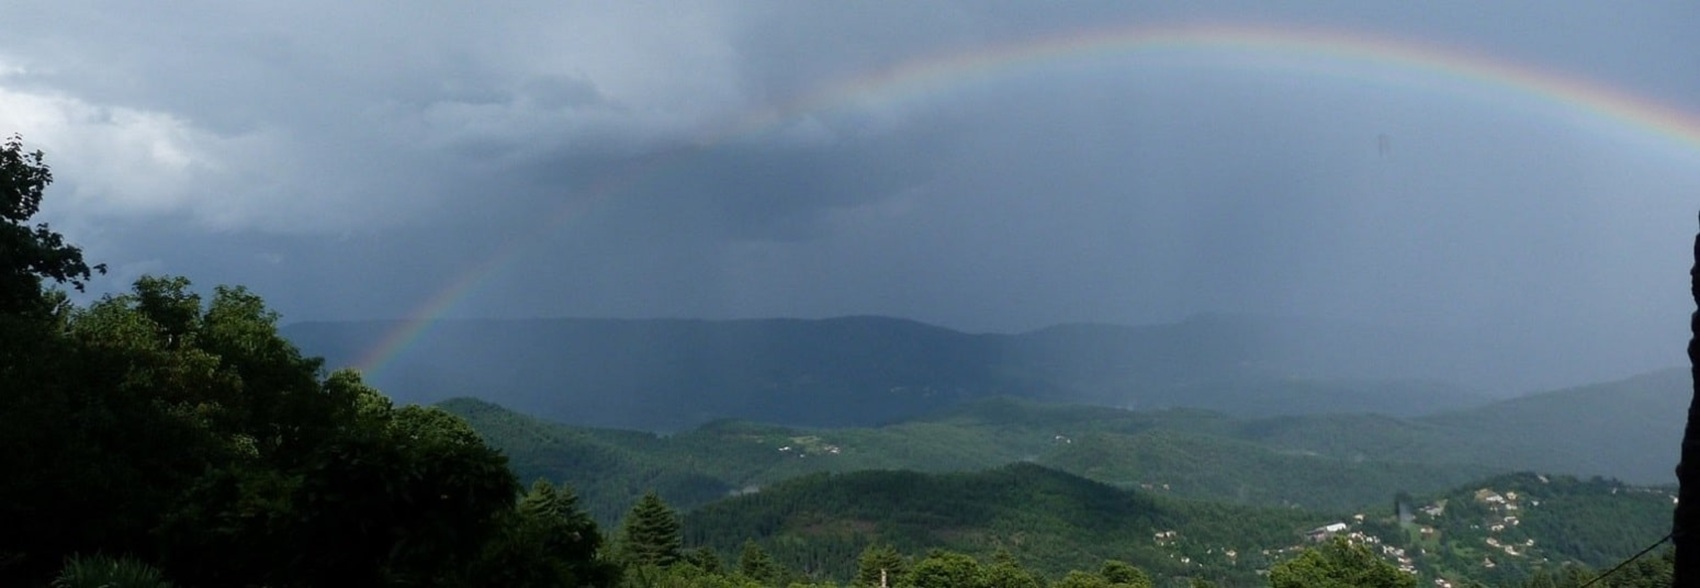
[676,465,1673,587]
[444,366,1689,530]
[680,462,1325,585]
[443,395,1495,523]
[1237,368,1691,483]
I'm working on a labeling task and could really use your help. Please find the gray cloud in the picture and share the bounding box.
[5,1,1699,393]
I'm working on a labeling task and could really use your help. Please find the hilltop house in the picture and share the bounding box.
[1307,522,1349,542]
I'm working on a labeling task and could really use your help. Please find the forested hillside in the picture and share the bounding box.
[669,465,1673,587]
[682,463,1324,585]
[1233,369,1688,484]
[1402,473,1674,584]
[444,396,1507,524]
[446,364,1689,527]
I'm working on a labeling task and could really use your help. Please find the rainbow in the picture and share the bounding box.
[351,22,1700,375]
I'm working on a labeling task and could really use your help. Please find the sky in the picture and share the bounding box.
[4,1,1699,392]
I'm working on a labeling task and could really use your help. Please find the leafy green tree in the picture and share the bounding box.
[1267,538,1415,588]
[906,550,984,588]
[1051,570,1109,588]
[156,366,520,586]
[0,134,103,316]
[0,137,587,588]
[620,492,684,568]
[1098,560,1150,587]
[3,269,526,586]
[854,544,906,588]
[0,136,120,584]
[981,556,1043,588]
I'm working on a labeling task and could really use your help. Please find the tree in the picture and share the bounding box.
[466,480,615,588]
[9,272,526,587]
[0,134,103,316]
[737,540,782,585]
[1267,538,1415,588]
[518,480,604,568]
[853,544,906,588]
[1051,570,1109,588]
[0,136,567,587]
[981,555,1042,588]
[0,135,112,583]
[619,492,683,568]
[1677,211,1700,587]
[905,550,984,588]
[684,547,725,575]
[1099,560,1151,588]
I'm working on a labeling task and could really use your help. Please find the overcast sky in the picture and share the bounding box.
[4,1,1699,390]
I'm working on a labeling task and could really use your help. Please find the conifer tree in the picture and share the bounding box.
[617,492,682,568]
[683,546,724,574]
[737,539,781,585]
[854,544,906,587]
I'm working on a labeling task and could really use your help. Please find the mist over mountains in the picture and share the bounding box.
[283,313,1661,432]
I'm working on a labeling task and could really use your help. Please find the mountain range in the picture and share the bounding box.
[284,314,1516,431]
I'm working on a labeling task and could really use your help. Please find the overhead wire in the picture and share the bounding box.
[1574,532,1671,588]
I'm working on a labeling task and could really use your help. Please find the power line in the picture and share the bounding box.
[1576,532,1671,588]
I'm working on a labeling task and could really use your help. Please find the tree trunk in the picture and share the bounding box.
[1673,211,1700,586]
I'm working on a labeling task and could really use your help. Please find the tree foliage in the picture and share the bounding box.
[854,544,906,588]
[905,550,985,588]
[621,492,685,568]
[738,540,783,586]
[51,554,174,588]
[1267,538,1415,588]
[0,135,103,315]
[0,138,607,587]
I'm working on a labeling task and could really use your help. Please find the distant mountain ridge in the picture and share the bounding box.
[284,314,1497,430]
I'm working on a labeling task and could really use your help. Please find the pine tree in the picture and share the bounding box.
[517,480,601,562]
[737,540,781,585]
[682,546,724,574]
[854,544,906,587]
[512,479,614,586]
[616,492,682,568]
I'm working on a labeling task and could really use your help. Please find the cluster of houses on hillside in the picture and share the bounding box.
[1303,518,1419,575]
[1470,488,1534,562]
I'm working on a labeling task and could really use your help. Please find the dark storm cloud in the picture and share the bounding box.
[4,2,1699,393]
